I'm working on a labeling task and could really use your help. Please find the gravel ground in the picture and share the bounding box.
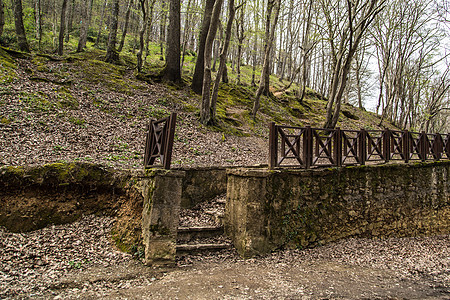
[1,215,448,299]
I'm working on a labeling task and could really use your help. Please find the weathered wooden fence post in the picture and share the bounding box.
[303,126,313,169]
[383,129,391,163]
[403,130,410,163]
[335,127,342,167]
[359,128,367,165]
[269,122,277,169]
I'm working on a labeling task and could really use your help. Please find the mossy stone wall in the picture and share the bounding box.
[141,169,185,266]
[225,162,450,258]
[177,167,228,208]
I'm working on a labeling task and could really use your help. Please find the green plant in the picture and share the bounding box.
[68,117,86,126]
[68,259,90,269]
[53,145,65,152]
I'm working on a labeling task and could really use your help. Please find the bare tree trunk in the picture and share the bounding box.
[57,0,68,55]
[260,0,277,97]
[65,0,75,42]
[34,0,41,46]
[0,0,4,38]
[222,58,228,82]
[251,31,257,87]
[252,0,281,119]
[105,0,120,62]
[13,0,29,52]
[235,1,245,85]
[95,0,109,47]
[298,0,313,104]
[162,0,181,82]
[159,0,167,60]
[212,23,222,72]
[355,52,363,110]
[180,0,192,70]
[145,0,156,58]
[324,0,384,129]
[210,0,236,123]
[191,0,216,94]
[200,0,224,124]
[137,0,147,72]
[118,0,133,52]
[76,0,89,52]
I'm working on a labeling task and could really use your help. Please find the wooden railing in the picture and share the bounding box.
[144,113,177,169]
[269,123,450,169]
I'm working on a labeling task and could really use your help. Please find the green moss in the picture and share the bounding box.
[0,48,18,84]
[68,117,86,126]
[56,87,78,109]
[32,55,50,72]
[1,117,12,124]
[20,91,55,112]
[74,59,134,94]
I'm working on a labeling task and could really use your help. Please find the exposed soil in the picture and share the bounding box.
[0,215,448,299]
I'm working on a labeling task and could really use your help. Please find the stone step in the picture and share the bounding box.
[215,198,227,204]
[176,243,232,255]
[177,226,224,242]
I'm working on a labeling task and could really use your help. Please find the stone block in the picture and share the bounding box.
[142,169,185,266]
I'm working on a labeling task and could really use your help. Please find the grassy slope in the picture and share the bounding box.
[0,43,395,168]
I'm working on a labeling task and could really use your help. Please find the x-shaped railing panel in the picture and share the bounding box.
[144,113,177,169]
[268,124,449,169]
[366,131,385,161]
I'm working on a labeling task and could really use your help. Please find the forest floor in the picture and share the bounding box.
[0,215,448,299]
[0,46,391,169]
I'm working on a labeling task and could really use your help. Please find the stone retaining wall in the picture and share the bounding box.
[177,167,227,208]
[225,161,450,258]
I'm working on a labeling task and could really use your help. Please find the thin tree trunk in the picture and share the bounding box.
[118,0,133,52]
[159,0,167,60]
[76,0,89,52]
[212,22,222,72]
[210,0,236,123]
[57,0,68,55]
[261,0,275,97]
[137,0,147,72]
[65,0,74,42]
[298,0,313,104]
[200,0,224,124]
[235,1,244,85]
[0,0,4,38]
[95,0,108,47]
[162,0,181,82]
[324,0,382,129]
[252,0,281,119]
[222,58,228,82]
[191,0,216,94]
[180,0,192,70]
[251,31,257,87]
[144,0,156,58]
[105,0,120,62]
[13,0,29,52]
[35,0,41,45]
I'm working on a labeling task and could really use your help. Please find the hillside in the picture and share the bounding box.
[0,46,394,169]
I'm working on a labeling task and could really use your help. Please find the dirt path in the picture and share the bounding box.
[44,253,448,300]
[1,216,448,299]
